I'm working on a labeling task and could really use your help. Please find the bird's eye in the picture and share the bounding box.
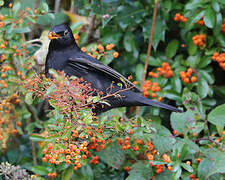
[64,30,68,36]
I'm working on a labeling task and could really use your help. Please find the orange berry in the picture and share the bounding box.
[106,44,112,51]
[0,15,4,21]
[81,47,86,52]
[0,44,5,49]
[66,160,71,165]
[47,143,53,150]
[16,121,22,126]
[146,153,154,160]
[168,166,172,171]
[196,158,202,163]
[133,145,139,151]
[113,52,119,58]
[191,76,197,83]
[186,161,191,166]
[136,139,143,145]
[158,96,162,102]
[128,129,133,135]
[151,93,157,98]
[184,78,190,84]
[42,157,47,162]
[9,3,13,8]
[124,166,130,172]
[82,154,87,159]
[1,73,6,79]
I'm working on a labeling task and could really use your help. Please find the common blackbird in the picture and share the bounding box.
[45,24,181,114]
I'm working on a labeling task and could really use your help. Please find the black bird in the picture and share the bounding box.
[45,24,181,114]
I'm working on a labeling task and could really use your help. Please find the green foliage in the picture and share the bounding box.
[0,0,225,180]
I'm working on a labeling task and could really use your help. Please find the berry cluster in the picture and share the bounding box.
[174,13,188,23]
[73,34,119,60]
[143,80,162,101]
[42,139,88,170]
[180,68,198,84]
[212,52,225,70]
[148,62,173,79]
[117,131,177,177]
[0,92,21,149]
[47,172,57,179]
[192,34,206,48]
[196,17,204,26]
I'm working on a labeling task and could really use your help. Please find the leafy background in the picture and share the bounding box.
[0,0,225,179]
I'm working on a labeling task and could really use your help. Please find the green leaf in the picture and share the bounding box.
[188,40,197,56]
[25,123,36,134]
[155,169,171,180]
[136,63,144,82]
[181,163,193,173]
[171,76,182,93]
[123,31,135,52]
[29,134,45,142]
[171,110,195,133]
[117,5,146,30]
[199,70,214,85]
[128,161,152,180]
[25,92,33,105]
[41,2,49,12]
[207,151,225,177]
[213,13,222,35]
[101,52,114,65]
[198,56,211,68]
[14,27,31,33]
[204,8,216,28]
[185,0,204,10]
[216,33,225,48]
[0,0,4,6]
[186,54,201,68]
[140,54,161,67]
[166,39,179,59]
[197,78,209,98]
[62,166,74,180]
[143,16,166,50]
[13,2,21,14]
[101,142,125,169]
[212,1,220,12]
[152,125,176,154]
[32,166,48,175]
[100,30,122,45]
[208,104,225,126]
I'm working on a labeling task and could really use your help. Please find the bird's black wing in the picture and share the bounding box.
[68,57,141,93]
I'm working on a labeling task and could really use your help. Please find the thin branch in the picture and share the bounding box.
[78,86,135,109]
[54,0,61,13]
[141,1,159,90]
[136,1,159,115]
[31,141,37,166]
[85,15,96,44]
[70,0,74,13]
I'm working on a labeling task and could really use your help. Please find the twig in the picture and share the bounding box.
[54,0,61,13]
[78,86,135,109]
[140,1,159,90]
[70,0,74,13]
[31,141,37,166]
[136,1,159,115]
[85,15,96,44]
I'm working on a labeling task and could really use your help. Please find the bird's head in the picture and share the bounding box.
[48,24,78,50]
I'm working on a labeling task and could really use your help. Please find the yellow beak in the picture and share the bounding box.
[48,32,60,40]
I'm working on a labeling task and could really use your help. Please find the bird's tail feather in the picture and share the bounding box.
[135,94,182,113]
